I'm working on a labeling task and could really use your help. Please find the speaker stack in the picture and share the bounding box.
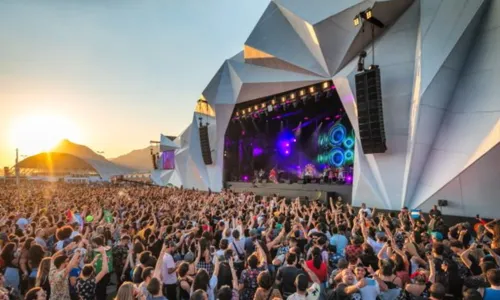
[355,66,387,154]
[199,126,213,165]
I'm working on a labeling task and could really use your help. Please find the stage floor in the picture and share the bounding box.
[227,181,352,202]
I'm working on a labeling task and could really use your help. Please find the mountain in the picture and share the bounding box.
[110,147,152,171]
[52,139,107,161]
[50,139,135,175]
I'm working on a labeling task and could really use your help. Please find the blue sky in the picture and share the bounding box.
[0,0,269,166]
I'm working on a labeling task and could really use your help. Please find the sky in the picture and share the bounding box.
[0,0,269,167]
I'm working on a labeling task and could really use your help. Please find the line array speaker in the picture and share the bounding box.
[355,67,387,153]
[199,126,213,165]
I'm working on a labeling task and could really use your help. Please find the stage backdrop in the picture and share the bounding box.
[161,151,175,170]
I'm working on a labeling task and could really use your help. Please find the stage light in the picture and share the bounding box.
[309,86,316,94]
[285,150,289,154]
[293,138,297,142]
[271,98,277,105]
[353,15,361,26]
[299,90,306,97]
[261,103,266,109]
[365,8,372,19]
[355,8,384,28]
[247,107,252,113]
[254,105,259,111]
[290,93,296,100]
[285,143,289,147]
[322,81,330,90]
[241,110,246,115]
[281,96,286,103]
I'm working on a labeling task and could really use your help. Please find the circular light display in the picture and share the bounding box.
[329,148,345,167]
[328,124,346,145]
[344,149,354,161]
[343,136,354,149]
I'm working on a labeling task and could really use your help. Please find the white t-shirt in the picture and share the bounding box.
[161,253,177,285]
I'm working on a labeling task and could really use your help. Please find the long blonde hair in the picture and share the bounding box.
[115,281,135,300]
[36,257,51,287]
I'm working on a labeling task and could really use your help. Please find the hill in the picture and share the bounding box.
[110,147,152,171]
[51,139,107,161]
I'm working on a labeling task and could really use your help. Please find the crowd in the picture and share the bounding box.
[0,181,499,300]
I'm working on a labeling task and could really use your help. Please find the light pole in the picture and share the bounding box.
[15,148,19,186]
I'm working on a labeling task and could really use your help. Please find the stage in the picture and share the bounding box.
[227,181,352,203]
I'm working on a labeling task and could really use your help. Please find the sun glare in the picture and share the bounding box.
[9,114,83,156]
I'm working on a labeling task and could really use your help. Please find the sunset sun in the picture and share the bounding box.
[9,114,83,156]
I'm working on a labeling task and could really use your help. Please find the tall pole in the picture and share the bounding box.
[15,148,19,186]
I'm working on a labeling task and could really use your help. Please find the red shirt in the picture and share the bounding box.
[306,260,328,283]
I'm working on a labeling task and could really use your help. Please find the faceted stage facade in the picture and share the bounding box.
[152,0,500,218]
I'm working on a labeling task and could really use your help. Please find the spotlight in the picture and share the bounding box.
[271,98,277,105]
[354,8,384,28]
[254,105,259,111]
[322,81,330,91]
[309,86,317,95]
[281,96,286,103]
[299,89,306,97]
[247,107,252,113]
[353,15,361,26]
[290,93,296,100]
[365,8,372,19]
[241,110,246,115]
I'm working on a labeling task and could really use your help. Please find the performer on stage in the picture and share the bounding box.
[258,169,265,180]
[304,164,315,184]
[328,167,335,184]
[337,166,345,182]
[269,167,278,184]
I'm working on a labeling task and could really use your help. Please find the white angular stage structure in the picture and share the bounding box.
[153,0,500,218]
